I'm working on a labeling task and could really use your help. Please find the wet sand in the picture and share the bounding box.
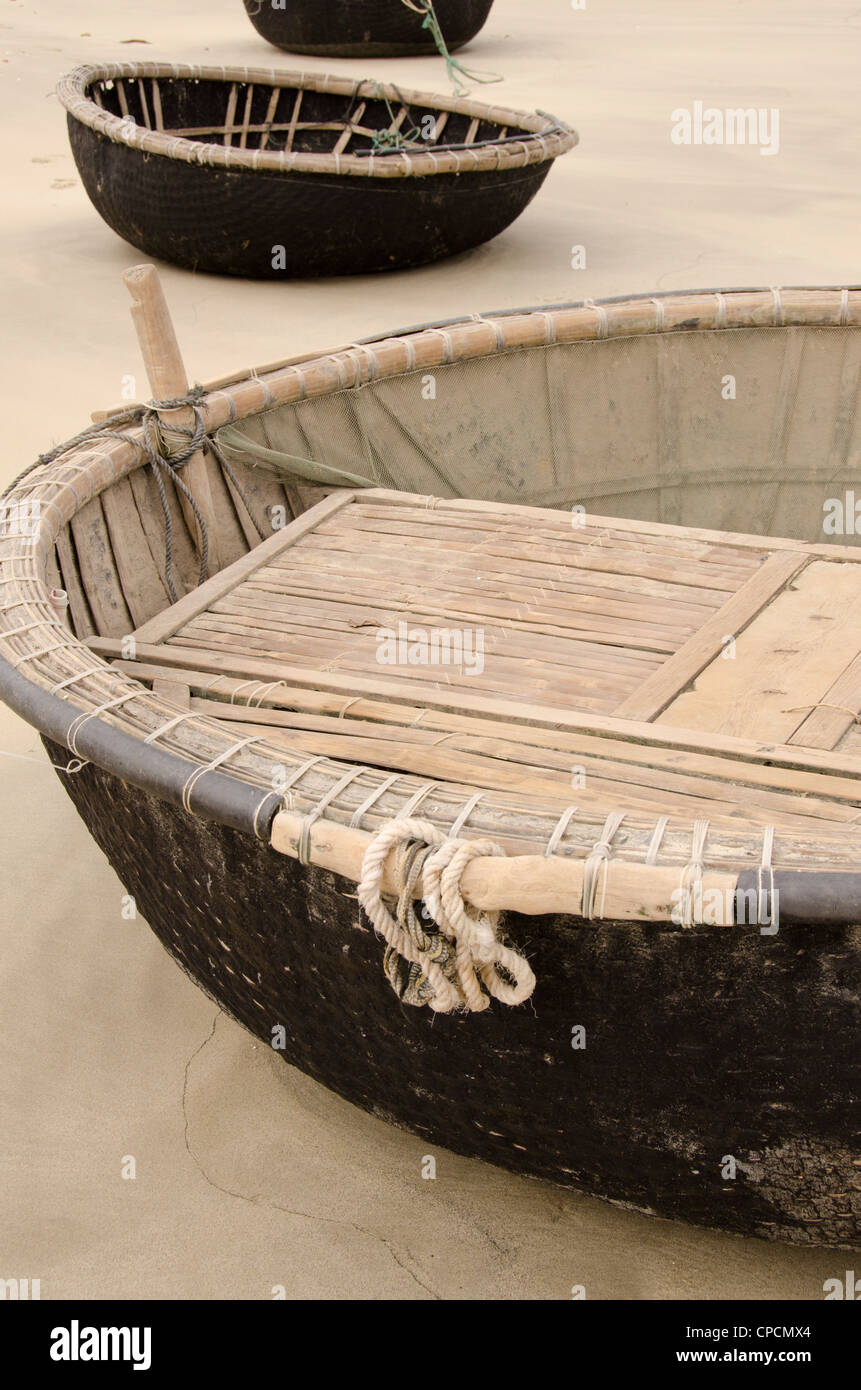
[0,0,857,1299]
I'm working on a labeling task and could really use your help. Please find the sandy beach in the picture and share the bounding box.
[1,0,858,1300]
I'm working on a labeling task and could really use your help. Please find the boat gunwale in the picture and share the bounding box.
[57,62,578,180]
[3,285,861,917]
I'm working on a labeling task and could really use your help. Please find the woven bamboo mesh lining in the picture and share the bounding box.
[2,293,861,873]
[220,326,861,546]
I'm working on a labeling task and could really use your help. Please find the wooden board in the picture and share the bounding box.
[138,492,783,717]
[69,497,133,637]
[657,560,861,743]
[615,550,809,721]
[100,476,171,628]
[788,652,861,750]
[87,489,861,832]
[131,488,354,643]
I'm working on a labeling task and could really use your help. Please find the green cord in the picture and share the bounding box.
[401,0,503,97]
[367,81,426,151]
[363,0,505,155]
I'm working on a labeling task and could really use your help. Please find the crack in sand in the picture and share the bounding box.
[181,1013,440,1300]
[655,250,708,291]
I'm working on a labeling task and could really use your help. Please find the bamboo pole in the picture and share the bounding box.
[122,264,220,575]
[270,809,739,922]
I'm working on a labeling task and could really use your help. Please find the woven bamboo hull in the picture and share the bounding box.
[67,118,552,277]
[60,65,574,279]
[243,0,495,57]
[48,739,861,1246]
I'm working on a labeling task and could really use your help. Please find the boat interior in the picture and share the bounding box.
[45,319,861,858]
[84,71,527,156]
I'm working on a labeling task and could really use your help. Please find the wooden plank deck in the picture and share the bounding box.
[85,489,861,833]
[656,560,861,743]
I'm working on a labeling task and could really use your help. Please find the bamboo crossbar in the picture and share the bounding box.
[272,808,742,921]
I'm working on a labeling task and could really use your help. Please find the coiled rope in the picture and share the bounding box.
[358,817,536,1012]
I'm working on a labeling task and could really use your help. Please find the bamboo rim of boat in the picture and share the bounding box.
[57,62,577,179]
[3,283,861,925]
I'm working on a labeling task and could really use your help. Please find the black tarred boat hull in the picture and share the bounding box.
[243,0,496,57]
[48,740,861,1247]
[68,118,551,278]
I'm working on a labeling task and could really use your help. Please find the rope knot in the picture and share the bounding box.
[142,389,208,466]
[357,817,535,1013]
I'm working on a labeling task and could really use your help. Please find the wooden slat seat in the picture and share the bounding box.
[84,488,861,835]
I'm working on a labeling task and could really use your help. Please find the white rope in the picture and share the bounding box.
[0,618,51,638]
[229,679,260,704]
[297,766,366,865]
[181,736,264,814]
[680,818,710,927]
[278,753,327,804]
[252,788,278,839]
[582,811,625,919]
[546,804,578,857]
[714,292,727,329]
[244,372,271,405]
[357,817,536,1014]
[348,342,380,385]
[584,299,609,338]
[470,313,506,351]
[758,824,776,928]
[49,669,99,695]
[11,640,68,667]
[448,790,483,837]
[427,328,455,363]
[249,680,289,708]
[143,711,200,745]
[349,772,401,827]
[399,781,437,817]
[645,814,670,865]
[359,819,459,1013]
[66,690,141,756]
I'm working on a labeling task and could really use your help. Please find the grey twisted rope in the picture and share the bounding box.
[138,399,210,601]
[2,387,265,604]
[383,839,460,1005]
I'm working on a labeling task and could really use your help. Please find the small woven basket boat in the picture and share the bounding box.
[2,277,860,1247]
[58,63,576,278]
[243,0,496,57]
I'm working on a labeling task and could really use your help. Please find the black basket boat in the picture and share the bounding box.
[2,276,860,1247]
[58,63,576,279]
[243,0,496,58]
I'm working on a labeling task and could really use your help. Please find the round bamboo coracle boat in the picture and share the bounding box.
[58,63,575,278]
[243,0,496,57]
[2,276,860,1247]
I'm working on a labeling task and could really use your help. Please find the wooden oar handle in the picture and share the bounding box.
[123,264,191,414]
[122,264,220,574]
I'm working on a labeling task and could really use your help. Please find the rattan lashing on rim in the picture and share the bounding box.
[56,62,578,180]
